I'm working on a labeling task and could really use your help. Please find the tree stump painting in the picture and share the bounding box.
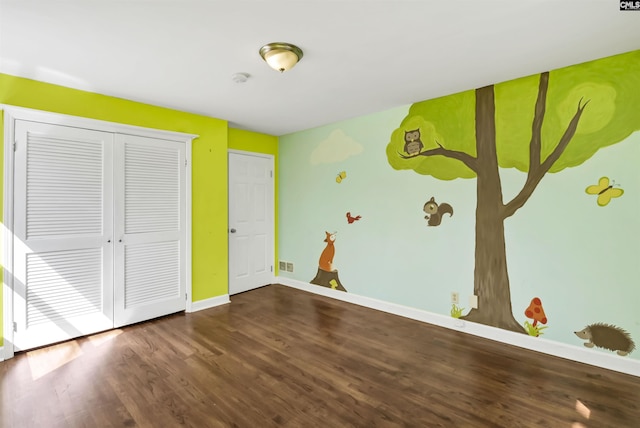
[311,231,347,292]
[310,268,347,291]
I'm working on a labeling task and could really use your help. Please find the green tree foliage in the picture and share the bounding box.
[388,50,640,178]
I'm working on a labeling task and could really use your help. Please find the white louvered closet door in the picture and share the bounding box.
[113,134,186,327]
[13,121,114,351]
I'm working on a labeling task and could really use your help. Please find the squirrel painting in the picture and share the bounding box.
[318,231,336,272]
[423,196,454,226]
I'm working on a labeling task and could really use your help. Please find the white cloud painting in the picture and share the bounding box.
[310,129,363,165]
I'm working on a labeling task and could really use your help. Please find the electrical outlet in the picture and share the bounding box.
[279,261,286,271]
[286,262,294,272]
[470,295,478,309]
[451,292,459,305]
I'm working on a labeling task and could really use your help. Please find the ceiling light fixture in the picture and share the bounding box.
[259,42,303,73]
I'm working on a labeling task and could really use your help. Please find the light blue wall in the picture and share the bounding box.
[278,80,640,361]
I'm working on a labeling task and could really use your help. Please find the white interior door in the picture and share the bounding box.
[113,134,186,326]
[228,152,274,295]
[12,120,114,351]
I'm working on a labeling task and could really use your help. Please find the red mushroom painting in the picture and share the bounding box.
[523,297,548,337]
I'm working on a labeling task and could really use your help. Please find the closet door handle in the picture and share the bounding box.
[107,239,111,243]
[119,239,123,243]
[229,228,237,233]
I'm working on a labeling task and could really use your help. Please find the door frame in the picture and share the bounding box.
[1,105,197,360]
[227,149,276,295]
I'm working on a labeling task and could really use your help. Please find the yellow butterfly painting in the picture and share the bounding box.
[336,171,347,183]
[585,177,624,207]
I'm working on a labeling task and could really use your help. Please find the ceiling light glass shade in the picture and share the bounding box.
[259,42,303,72]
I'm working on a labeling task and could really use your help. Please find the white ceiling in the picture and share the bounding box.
[1,1,639,136]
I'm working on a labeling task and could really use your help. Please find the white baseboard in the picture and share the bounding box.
[277,277,640,377]
[188,294,230,313]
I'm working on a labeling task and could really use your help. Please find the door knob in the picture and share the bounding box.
[229,228,237,233]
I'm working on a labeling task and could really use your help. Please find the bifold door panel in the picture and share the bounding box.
[13,121,114,350]
[114,134,186,327]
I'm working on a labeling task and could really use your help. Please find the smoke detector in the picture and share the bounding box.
[232,72,249,83]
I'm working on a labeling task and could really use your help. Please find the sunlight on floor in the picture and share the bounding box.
[571,399,591,427]
[88,329,123,347]
[27,341,83,381]
[575,400,591,419]
[26,329,123,380]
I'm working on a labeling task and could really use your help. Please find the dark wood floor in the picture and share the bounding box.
[1,284,639,427]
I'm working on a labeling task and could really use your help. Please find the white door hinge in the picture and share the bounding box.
[185,159,188,167]
[13,142,17,152]
[271,265,273,272]
[13,321,17,332]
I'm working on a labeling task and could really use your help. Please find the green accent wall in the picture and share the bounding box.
[0,109,3,345]
[228,128,279,273]
[0,73,230,346]
[228,128,277,154]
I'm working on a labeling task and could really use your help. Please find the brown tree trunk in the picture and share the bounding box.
[461,85,525,333]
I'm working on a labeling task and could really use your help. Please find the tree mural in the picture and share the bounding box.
[386,51,640,333]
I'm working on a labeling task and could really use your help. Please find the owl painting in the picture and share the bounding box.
[403,129,424,155]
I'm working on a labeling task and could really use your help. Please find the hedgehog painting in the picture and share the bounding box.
[574,323,636,356]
